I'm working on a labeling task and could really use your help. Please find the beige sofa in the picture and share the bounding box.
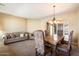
[2,32,29,45]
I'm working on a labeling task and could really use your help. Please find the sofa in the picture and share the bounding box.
[2,32,29,45]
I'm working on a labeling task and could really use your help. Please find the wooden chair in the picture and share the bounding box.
[56,31,73,56]
[33,30,52,56]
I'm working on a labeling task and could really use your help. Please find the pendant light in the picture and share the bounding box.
[53,5,56,21]
[53,5,57,34]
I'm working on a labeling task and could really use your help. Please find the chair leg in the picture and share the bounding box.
[35,48,38,56]
[69,50,71,56]
[69,46,72,56]
[36,50,38,56]
[51,50,53,55]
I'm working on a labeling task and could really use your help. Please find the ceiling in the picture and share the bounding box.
[0,3,79,18]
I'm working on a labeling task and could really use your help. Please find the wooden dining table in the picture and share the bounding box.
[45,35,64,55]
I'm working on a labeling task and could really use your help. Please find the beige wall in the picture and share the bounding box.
[0,10,78,34]
[0,12,27,33]
[27,18,48,33]
[27,11,78,33]
[77,9,79,32]
[77,9,79,47]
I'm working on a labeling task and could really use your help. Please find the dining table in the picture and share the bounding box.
[45,34,64,55]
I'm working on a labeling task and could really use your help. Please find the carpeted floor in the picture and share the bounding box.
[0,40,79,56]
[6,40,36,56]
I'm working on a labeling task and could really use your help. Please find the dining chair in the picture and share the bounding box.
[56,31,73,56]
[33,30,52,56]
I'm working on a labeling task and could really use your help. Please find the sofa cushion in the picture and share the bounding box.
[15,32,20,37]
[10,33,16,38]
[20,33,24,37]
[24,33,28,37]
[6,34,11,39]
[29,33,34,40]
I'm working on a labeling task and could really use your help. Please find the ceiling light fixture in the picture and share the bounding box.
[53,5,56,21]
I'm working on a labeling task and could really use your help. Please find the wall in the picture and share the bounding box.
[27,11,78,33]
[77,9,79,32]
[27,18,48,33]
[77,9,79,47]
[0,12,27,33]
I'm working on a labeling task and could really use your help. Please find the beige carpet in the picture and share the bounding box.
[0,40,12,56]
[6,40,36,56]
